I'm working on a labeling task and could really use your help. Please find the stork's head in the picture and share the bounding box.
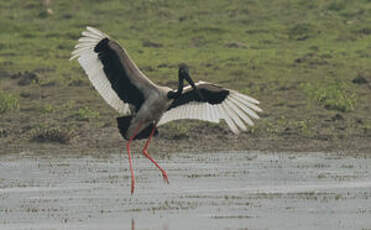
[178,64,196,89]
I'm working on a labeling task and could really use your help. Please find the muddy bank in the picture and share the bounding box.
[1,123,371,156]
[1,69,370,156]
[1,70,370,156]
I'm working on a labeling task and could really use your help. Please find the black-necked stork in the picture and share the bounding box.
[71,27,262,194]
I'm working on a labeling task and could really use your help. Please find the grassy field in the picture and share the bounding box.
[1,0,371,154]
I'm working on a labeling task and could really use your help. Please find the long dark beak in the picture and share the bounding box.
[184,73,197,89]
[184,73,204,100]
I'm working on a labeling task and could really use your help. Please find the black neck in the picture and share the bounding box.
[167,75,184,99]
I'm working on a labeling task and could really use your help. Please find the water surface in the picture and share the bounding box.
[0,151,370,229]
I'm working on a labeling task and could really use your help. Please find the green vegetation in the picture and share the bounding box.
[74,106,101,121]
[302,80,357,112]
[41,104,56,113]
[0,91,18,114]
[162,122,190,139]
[0,0,370,153]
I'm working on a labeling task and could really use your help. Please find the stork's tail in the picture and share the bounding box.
[116,116,158,140]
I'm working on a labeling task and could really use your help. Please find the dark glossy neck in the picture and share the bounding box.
[167,75,184,99]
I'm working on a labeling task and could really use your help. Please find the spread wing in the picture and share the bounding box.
[70,27,155,114]
[158,81,262,134]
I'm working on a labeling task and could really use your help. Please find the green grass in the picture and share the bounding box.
[41,104,56,113]
[0,0,370,149]
[74,106,101,121]
[302,80,357,112]
[0,91,18,114]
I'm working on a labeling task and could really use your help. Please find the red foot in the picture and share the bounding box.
[142,124,170,185]
[162,170,169,184]
[143,150,169,184]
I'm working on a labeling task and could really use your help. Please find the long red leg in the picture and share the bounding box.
[126,124,142,194]
[142,125,169,184]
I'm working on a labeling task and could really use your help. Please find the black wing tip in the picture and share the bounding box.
[168,85,230,110]
[203,89,229,105]
[94,38,109,53]
[196,87,229,105]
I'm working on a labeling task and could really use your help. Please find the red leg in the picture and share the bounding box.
[142,125,169,184]
[126,123,142,194]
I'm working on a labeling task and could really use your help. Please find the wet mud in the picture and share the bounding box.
[0,151,370,229]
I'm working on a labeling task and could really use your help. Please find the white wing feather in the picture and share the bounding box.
[157,82,262,134]
[70,27,130,115]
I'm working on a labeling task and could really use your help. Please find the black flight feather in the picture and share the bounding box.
[94,38,145,112]
[168,83,230,110]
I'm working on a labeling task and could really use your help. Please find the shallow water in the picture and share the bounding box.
[0,151,370,230]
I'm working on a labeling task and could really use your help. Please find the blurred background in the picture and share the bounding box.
[0,0,370,154]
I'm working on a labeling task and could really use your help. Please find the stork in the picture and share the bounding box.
[70,27,262,194]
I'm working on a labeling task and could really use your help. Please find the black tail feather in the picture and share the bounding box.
[116,116,158,140]
[116,116,132,140]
